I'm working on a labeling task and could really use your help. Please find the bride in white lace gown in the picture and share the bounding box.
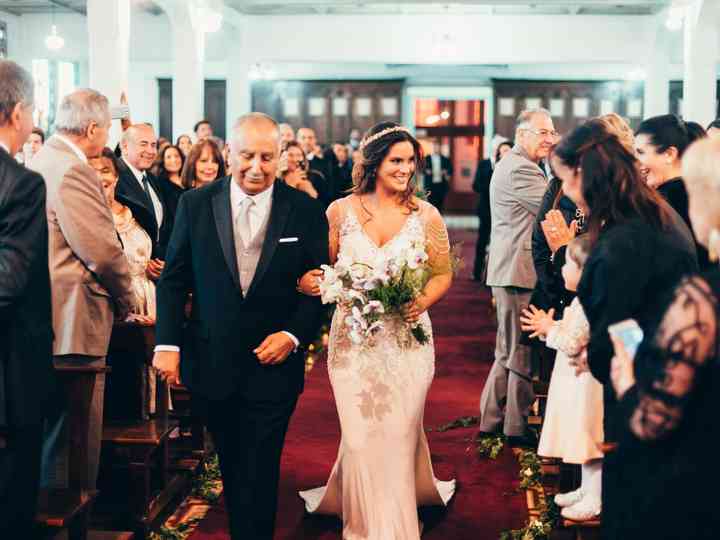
[299,123,456,539]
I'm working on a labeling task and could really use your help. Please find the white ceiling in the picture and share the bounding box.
[224,0,674,16]
[0,0,674,17]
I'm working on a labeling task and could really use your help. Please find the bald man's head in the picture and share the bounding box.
[121,123,157,171]
[229,113,281,195]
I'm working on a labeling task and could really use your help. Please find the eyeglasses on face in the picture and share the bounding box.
[522,128,560,139]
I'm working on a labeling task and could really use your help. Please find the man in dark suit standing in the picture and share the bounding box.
[153,113,328,539]
[0,60,56,537]
[423,140,453,213]
[297,127,335,206]
[117,123,168,276]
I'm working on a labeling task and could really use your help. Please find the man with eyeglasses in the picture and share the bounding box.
[479,108,555,447]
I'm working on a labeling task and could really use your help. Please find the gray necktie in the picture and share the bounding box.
[237,196,255,247]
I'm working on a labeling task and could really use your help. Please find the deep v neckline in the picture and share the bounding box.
[348,204,415,250]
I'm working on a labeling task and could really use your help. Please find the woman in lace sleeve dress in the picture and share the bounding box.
[298,122,456,540]
[607,137,720,539]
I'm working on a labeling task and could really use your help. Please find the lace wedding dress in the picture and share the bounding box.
[299,196,456,540]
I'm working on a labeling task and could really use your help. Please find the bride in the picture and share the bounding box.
[298,122,456,539]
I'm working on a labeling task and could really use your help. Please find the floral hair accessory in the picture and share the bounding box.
[359,126,412,151]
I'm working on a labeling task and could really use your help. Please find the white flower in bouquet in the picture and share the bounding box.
[362,300,385,316]
[319,264,344,304]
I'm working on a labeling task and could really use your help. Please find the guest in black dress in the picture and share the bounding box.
[635,114,710,268]
[473,140,512,281]
[607,136,720,539]
[549,118,697,538]
[155,144,186,229]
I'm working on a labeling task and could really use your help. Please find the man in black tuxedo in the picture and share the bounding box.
[423,140,453,213]
[153,113,328,539]
[0,60,55,537]
[117,123,168,277]
[297,127,335,206]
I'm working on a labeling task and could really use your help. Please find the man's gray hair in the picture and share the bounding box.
[55,88,110,136]
[516,108,552,131]
[0,60,34,125]
[121,122,154,146]
[233,112,279,135]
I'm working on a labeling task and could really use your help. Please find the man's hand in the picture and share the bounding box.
[153,350,180,384]
[146,258,165,281]
[298,268,323,296]
[120,91,132,131]
[254,332,295,365]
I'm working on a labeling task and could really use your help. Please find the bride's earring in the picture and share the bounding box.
[709,228,720,263]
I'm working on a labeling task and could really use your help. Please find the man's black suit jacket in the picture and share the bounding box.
[0,148,55,429]
[156,178,329,402]
[116,158,170,259]
[423,154,453,187]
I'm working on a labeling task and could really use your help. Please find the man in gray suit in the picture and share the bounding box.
[479,108,556,444]
[31,89,135,489]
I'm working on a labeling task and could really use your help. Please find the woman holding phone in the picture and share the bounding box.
[278,140,325,202]
[607,136,720,539]
[548,118,697,538]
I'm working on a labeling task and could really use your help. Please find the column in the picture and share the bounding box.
[226,25,253,133]
[161,2,206,141]
[86,0,130,144]
[683,0,719,125]
[643,9,671,118]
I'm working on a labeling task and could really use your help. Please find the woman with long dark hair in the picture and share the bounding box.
[155,144,185,225]
[550,118,697,538]
[635,114,709,267]
[298,122,456,539]
[605,135,720,540]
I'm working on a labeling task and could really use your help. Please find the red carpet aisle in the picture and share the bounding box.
[189,230,527,539]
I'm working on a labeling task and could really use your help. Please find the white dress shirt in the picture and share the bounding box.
[431,153,442,184]
[122,156,164,235]
[155,180,299,353]
[54,134,88,164]
[0,141,9,154]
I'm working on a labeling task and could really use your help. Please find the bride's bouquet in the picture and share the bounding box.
[318,238,432,347]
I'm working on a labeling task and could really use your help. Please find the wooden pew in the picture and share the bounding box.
[36,363,109,540]
[96,323,189,538]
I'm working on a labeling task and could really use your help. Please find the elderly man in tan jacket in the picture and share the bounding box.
[30,88,134,489]
[479,108,555,446]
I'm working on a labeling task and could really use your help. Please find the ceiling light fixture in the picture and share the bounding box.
[45,24,64,51]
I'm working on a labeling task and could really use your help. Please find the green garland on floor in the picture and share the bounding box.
[149,453,223,540]
[427,416,506,460]
[476,433,505,460]
[499,449,561,540]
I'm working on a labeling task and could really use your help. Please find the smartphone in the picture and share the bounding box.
[110,105,130,120]
[608,319,644,358]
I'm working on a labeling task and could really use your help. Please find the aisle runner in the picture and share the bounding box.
[189,230,527,539]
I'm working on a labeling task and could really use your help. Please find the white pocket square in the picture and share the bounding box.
[279,237,299,243]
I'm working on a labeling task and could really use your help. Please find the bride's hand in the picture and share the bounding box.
[403,297,428,324]
[297,268,323,296]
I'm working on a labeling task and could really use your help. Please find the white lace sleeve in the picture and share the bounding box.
[326,198,348,264]
[545,299,590,357]
[418,201,451,277]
